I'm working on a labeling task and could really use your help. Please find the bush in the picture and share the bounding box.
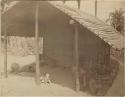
[11,63,20,74]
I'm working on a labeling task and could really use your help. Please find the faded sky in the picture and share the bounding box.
[57,0,125,22]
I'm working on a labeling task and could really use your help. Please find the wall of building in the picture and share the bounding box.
[43,2,110,67]
[43,4,74,67]
[78,24,110,69]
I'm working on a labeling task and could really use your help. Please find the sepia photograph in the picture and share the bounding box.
[0,0,124,96]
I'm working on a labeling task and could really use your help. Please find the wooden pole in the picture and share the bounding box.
[0,4,2,55]
[4,6,7,78]
[35,1,40,85]
[63,0,66,4]
[77,0,81,9]
[95,0,97,17]
[74,21,80,92]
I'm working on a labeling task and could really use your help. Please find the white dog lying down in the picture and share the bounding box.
[40,73,51,84]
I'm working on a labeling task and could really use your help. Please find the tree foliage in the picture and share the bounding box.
[106,8,124,34]
[1,0,8,10]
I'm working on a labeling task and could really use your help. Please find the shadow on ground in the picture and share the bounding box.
[10,62,75,90]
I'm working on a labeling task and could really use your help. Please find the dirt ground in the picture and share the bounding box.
[0,54,124,96]
[0,75,90,96]
[0,54,89,96]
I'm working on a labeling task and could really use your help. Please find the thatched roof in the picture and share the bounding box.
[2,1,123,50]
[49,2,124,50]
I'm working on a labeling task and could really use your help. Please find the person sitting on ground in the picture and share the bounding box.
[40,73,51,84]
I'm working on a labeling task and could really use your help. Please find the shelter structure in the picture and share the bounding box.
[1,1,124,91]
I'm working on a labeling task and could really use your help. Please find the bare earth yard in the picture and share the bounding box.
[0,54,89,96]
[0,54,124,96]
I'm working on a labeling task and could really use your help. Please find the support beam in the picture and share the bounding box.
[0,0,2,55]
[63,0,66,4]
[35,1,40,85]
[4,8,7,78]
[0,6,2,55]
[69,20,80,92]
[70,19,80,92]
[95,0,97,17]
[74,22,80,92]
[77,0,81,9]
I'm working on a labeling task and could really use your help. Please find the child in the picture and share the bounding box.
[40,73,51,84]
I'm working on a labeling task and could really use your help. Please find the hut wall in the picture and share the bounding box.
[43,8,74,67]
[78,24,110,68]
[43,4,110,67]
[44,19,110,68]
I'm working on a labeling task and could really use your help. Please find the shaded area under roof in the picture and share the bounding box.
[2,1,64,37]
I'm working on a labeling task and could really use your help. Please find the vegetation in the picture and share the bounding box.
[79,58,119,96]
[106,8,124,34]
[1,0,9,11]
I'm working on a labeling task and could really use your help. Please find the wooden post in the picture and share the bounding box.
[63,0,66,4]
[35,1,40,85]
[69,20,80,92]
[70,19,80,92]
[4,7,7,78]
[95,0,97,17]
[0,3,2,54]
[74,22,80,92]
[42,26,45,59]
[77,0,81,9]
